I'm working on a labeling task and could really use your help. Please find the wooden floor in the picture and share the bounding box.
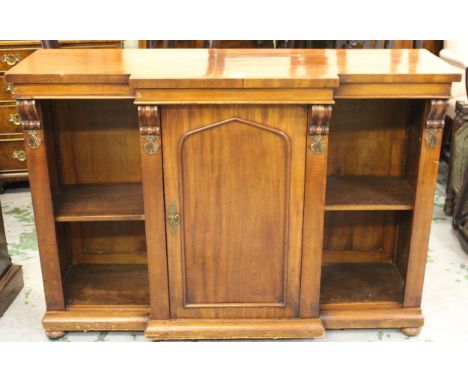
[64,264,149,306]
[320,262,405,305]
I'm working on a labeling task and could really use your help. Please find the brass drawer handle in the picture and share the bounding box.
[8,113,22,126]
[5,83,15,95]
[168,201,180,235]
[12,150,26,162]
[2,53,21,66]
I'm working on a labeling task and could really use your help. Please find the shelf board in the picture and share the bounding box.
[64,264,149,306]
[320,263,404,305]
[325,176,414,211]
[55,183,144,222]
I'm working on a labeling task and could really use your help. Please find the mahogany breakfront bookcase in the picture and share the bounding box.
[5,49,460,340]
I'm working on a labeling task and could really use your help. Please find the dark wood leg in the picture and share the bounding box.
[0,265,24,316]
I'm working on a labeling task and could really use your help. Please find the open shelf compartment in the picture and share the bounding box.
[320,99,424,306]
[40,99,150,308]
[45,99,143,223]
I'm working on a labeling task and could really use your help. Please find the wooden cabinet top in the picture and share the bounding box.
[5,49,461,100]
[6,48,460,86]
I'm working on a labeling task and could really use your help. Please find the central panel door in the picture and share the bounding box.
[162,105,307,319]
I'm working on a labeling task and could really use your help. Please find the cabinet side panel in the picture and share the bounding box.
[139,105,170,319]
[396,100,426,279]
[18,100,65,310]
[300,105,330,317]
[403,100,448,307]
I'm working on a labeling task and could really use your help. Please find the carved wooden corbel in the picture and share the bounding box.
[138,105,161,155]
[17,100,42,149]
[425,100,449,149]
[308,105,332,154]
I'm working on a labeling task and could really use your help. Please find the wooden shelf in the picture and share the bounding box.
[55,183,144,222]
[325,176,414,211]
[64,264,149,306]
[320,263,404,305]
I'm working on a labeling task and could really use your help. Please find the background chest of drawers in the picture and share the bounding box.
[0,41,122,192]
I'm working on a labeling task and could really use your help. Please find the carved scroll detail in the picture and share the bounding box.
[138,106,161,155]
[17,100,42,149]
[425,100,448,149]
[308,105,332,154]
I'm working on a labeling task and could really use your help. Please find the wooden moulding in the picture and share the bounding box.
[0,265,24,316]
[144,319,325,340]
[334,83,452,99]
[43,308,149,332]
[321,307,424,330]
[11,83,452,101]
[135,88,334,104]
[41,309,424,339]
[13,84,135,99]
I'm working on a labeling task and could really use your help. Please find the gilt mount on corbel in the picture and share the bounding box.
[425,100,449,149]
[17,100,42,149]
[308,105,332,154]
[138,105,161,155]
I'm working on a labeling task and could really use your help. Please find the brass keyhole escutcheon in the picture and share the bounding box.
[168,201,180,235]
[2,53,21,66]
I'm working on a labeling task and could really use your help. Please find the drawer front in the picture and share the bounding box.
[0,75,15,101]
[0,104,21,135]
[0,49,34,71]
[0,138,27,172]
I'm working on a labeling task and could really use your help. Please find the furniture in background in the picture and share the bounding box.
[0,201,23,316]
[138,40,443,54]
[0,40,123,193]
[453,162,468,253]
[440,42,468,253]
[440,42,468,193]
[444,69,468,253]
[453,166,468,253]
[5,49,460,340]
